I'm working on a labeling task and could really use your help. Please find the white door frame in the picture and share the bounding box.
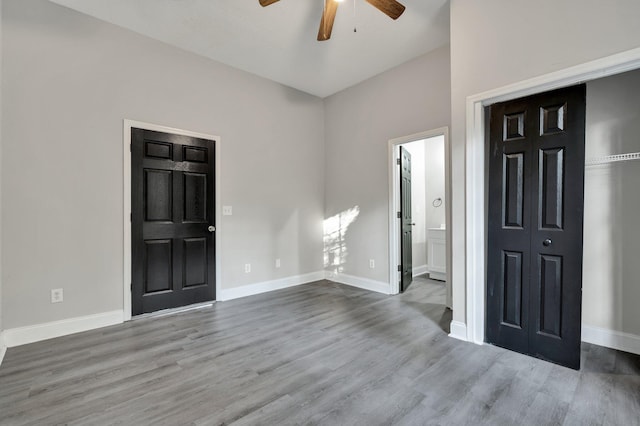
[465,47,640,345]
[122,120,222,321]
[388,127,452,308]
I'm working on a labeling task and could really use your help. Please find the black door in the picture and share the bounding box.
[486,85,586,369]
[132,128,216,315]
[400,147,413,292]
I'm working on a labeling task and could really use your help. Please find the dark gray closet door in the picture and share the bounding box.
[487,85,586,369]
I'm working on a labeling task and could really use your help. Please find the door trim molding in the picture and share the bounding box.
[464,47,640,345]
[123,120,221,322]
[388,127,451,305]
[449,321,468,342]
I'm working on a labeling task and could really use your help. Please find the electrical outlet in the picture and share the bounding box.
[223,206,233,216]
[245,263,251,273]
[51,288,64,304]
[369,259,375,269]
[275,258,281,268]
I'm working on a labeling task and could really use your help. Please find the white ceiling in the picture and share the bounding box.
[49,0,450,98]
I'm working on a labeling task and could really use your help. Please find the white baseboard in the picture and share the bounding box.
[219,271,325,301]
[3,310,124,348]
[428,271,446,281]
[412,264,429,278]
[0,332,6,367]
[582,325,640,356]
[449,320,469,342]
[446,322,640,354]
[325,271,391,295]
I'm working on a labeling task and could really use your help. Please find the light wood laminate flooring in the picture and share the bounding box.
[0,277,639,425]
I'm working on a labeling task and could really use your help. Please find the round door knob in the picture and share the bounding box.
[410,223,416,226]
[543,238,552,246]
[208,225,216,233]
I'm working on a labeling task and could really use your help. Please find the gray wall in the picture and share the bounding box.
[323,46,451,283]
[450,0,640,324]
[583,70,640,336]
[1,0,325,329]
[424,136,446,231]
[402,141,427,271]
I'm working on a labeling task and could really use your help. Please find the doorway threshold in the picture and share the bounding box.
[132,301,215,320]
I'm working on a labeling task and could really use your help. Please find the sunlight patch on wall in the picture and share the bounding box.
[323,206,360,274]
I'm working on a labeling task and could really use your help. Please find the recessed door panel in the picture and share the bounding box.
[502,251,523,328]
[144,170,172,222]
[184,173,207,222]
[538,255,563,338]
[184,238,207,288]
[145,141,173,159]
[183,146,208,163]
[144,240,173,294]
[503,112,525,140]
[503,153,524,228]
[539,148,564,230]
[540,104,566,135]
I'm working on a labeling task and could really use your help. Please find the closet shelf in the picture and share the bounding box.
[585,152,640,166]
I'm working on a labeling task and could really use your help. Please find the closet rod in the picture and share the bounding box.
[585,152,640,166]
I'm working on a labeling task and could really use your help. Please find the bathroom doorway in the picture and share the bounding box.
[389,128,452,309]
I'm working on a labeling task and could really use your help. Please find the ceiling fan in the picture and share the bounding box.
[259,0,406,41]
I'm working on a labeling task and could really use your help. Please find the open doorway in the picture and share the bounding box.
[389,128,452,312]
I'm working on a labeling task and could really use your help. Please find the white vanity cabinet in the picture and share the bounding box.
[427,228,446,281]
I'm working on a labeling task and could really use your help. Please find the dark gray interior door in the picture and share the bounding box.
[486,84,586,369]
[132,128,216,315]
[400,146,413,292]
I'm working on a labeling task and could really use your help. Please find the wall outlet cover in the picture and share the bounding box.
[51,288,64,303]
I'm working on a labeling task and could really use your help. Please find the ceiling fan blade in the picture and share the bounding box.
[317,0,339,41]
[259,0,280,6]
[365,0,405,20]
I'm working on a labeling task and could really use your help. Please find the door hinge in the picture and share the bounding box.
[130,283,133,291]
[397,211,401,219]
[130,213,132,222]
[398,265,402,272]
[396,158,401,165]
[130,144,132,152]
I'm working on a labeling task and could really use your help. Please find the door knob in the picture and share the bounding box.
[543,238,552,246]
[208,225,216,232]
[410,223,416,226]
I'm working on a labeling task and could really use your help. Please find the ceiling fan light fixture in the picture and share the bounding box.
[259,0,405,40]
